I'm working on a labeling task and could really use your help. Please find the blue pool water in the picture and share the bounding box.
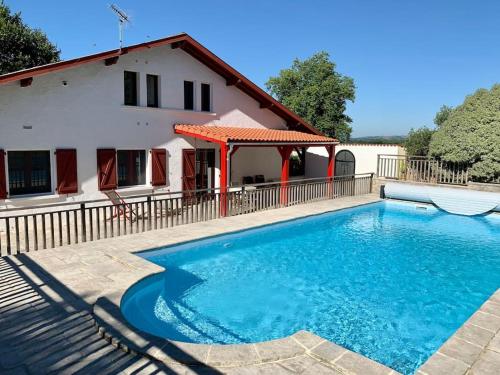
[121,201,500,374]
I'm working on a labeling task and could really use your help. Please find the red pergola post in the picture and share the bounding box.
[220,143,228,216]
[326,145,336,197]
[278,146,293,206]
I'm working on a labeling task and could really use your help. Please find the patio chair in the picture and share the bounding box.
[254,175,265,184]
[242,176,254,185]
[104,190,137,220]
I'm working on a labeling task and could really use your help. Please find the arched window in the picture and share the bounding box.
[335,150,355,176]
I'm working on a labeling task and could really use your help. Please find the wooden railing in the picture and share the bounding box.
[0,174,373,256]
[377,155,469,185]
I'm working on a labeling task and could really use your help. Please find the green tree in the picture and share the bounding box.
[433,105,453,127]
[0,1,60,75]
[266,52,355,142]
[404,127,435,156]
[429,84,500,182]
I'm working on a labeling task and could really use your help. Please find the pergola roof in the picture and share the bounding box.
[174,124,338,145]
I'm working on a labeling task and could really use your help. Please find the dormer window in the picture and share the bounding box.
[201,83,211,112]
[184,81,194,110]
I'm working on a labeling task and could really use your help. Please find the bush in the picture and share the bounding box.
[429,84,500,182]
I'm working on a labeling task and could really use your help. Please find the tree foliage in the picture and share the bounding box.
[429,84,500,181]
[433,105,453,127]
[0,1,60,75]
[266,52,355,142]
[404,127,435,156]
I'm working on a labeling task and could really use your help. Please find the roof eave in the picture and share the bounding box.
[0,32,323,136]
[174,124,338,146]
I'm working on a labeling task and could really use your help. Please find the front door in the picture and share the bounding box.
[195,149,215,191]
[182,149,215,196]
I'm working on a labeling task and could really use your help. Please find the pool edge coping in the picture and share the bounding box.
[93,292,398,373]
[81,195,498,374]
[416,288,500,375]
[132,199,384,257]
[90,196,399,373]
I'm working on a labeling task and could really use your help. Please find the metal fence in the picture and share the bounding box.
[0,174,373,256]
[377,155,469,185]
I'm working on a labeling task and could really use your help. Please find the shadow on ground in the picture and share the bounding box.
[0,255,222,374]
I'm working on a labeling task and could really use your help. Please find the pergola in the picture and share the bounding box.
[175,124,339,215]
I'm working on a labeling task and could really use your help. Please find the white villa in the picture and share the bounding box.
[0,33,339,209]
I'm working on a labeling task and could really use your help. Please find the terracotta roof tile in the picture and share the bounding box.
[174,124,338,144]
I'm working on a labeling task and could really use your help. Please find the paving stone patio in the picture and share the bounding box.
[1,195,499,374]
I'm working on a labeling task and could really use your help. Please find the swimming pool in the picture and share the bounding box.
[121,201,500,374]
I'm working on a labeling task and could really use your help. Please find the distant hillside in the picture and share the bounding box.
[348,135,406,145]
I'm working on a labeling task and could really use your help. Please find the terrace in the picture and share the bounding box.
[1,182,499,374]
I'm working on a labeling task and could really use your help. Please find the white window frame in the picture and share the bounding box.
[116,148,149,189]
[4,148,56,198]
[200,81,213,112]
[183,79,196,111]
[146,73,161,108]
[124,70,140,106]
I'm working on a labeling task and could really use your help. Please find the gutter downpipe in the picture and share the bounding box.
[227,143,234,188]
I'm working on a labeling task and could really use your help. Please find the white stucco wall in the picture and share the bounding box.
[0,45,285,208]
[305,144,406,178]
[230,147,282,185]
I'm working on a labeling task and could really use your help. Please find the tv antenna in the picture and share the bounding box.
[109,4,130,49]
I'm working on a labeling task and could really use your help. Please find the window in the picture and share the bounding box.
[117,150,146,187]
[124,71,138,106]
[201,83,211,112]
[8,151,51,196]
[184,80,194,110]
[147,74,159,108]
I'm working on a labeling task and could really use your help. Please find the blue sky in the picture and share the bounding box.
[8,0,500,137]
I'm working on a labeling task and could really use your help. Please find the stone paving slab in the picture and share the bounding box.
[2,195,400,374]
[84,195,396,374]
[417,288,500,375]
[0,256,179,374]
[3,195,498,374]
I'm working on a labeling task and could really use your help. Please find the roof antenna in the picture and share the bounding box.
[109,4,130,49]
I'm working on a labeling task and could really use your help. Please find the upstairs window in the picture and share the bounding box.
[147,74,159,108]
[8,151,51,196]
[184,80,194,110]
[124,71,138,106]
[201,83,211,112]
[117,150,146,187]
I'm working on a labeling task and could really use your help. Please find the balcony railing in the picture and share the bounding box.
[0,174,373,256]
[377,155,470,185]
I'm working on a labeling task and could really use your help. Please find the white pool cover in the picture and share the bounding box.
[384,183,500,216]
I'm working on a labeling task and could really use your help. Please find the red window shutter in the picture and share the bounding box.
[56,149,78,194]
[151,148,167,186]
[0,150,6,199]
[182,149,196,192]
[97,149,117,191]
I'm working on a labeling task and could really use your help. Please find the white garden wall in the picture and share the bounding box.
[306,144,406,178]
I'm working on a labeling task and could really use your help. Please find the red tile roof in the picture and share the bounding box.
[174,124,338,144]
[0,33,320,135]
